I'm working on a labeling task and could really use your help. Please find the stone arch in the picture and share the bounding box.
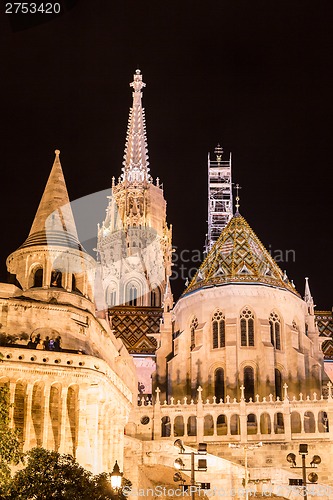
[106,282,118,307]
[247,413,257,435]
[260,412,271,434]
[150,285,161,307]
[304,411,315,433]
[318,411,329,433]
[216,414,227,435]
[274,412,284,434]
[291,411,301,433]
[187,415,197,436]
[239,306,255,347]
[161,416,171,437]
[174,415,184,437]
[29,263,44,288]
[230,414,240,435]
[204,414,214,436]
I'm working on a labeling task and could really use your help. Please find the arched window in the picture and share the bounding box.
[32,268,43,288]
[269,312,281,350]
[161,416,171,437]
[190,317,198,351]
[214,368,225,402]
[174,416,184,437]
[187,416,197,436]
[244,366,255,401]
[240,308,255,346]
[127,284,138,306]
[275,368,282,399]
[50,270,62,288]
[107,288,117,307]
[151,287,161,307]
[217,415,227,436]
[204,415,214,436]
[212,310,225,348]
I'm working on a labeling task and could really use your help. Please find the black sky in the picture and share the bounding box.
[0,0,332,309]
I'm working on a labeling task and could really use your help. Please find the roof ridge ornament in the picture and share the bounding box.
[234,183,241,214]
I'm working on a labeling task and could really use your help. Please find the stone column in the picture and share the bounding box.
[41,384,50,448]
[59,386,68,454]
[23,383,34,452]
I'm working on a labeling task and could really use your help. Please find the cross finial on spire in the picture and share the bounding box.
[234,183,241,213]
[130,69,146,94]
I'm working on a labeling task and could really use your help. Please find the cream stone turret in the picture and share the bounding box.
[304,276,315,316]
[7,150,95,302]
[1,150,137,474]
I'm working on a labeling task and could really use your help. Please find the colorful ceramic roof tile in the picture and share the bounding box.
[183,213,299,296]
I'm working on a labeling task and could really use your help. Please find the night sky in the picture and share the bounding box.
[0,1,332,309]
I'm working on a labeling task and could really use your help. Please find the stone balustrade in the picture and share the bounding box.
[127,383,333,444]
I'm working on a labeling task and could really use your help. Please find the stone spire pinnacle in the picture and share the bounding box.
[21,150,82,250]
[304,277,315,315]
[121,69,150,183]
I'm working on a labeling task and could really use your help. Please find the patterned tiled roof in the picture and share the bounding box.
[184,213,299,296]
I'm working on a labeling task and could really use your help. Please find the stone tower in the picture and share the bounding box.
[2,150,136,473]
[97,70,172,398]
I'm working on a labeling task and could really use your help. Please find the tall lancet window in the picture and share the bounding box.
[190,317,198,351]
[269,312,281,350]
[129,285,137,306]
[244,366,255,401]
[151,287,161,307]
[212,310,226,349]
[240,307,255,346]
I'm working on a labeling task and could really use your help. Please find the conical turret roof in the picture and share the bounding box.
[20,150,84,251]
[184,213,299,296]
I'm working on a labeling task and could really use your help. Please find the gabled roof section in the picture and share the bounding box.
[121,69,150,184]
[184,213,299,296]
[20,150,84,251]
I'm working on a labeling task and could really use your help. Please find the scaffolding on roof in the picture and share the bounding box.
[205,144,233,254]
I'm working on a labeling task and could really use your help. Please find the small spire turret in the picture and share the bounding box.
[304,277,315,315]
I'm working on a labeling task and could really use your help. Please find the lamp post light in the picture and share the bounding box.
[286,444,321,500]
[229,442,263,500]
[110,460,123,495]
[173,440,208,500]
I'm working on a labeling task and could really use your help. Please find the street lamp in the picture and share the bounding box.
[173,440,208,500]
[229,442,263,500]
[286,444,321,500]
[110,460,123,490]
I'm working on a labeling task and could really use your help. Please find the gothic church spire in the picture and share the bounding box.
[122,69,150,183]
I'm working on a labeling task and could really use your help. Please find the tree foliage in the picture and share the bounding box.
[9,447,131,500]
[0,384,23,498]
